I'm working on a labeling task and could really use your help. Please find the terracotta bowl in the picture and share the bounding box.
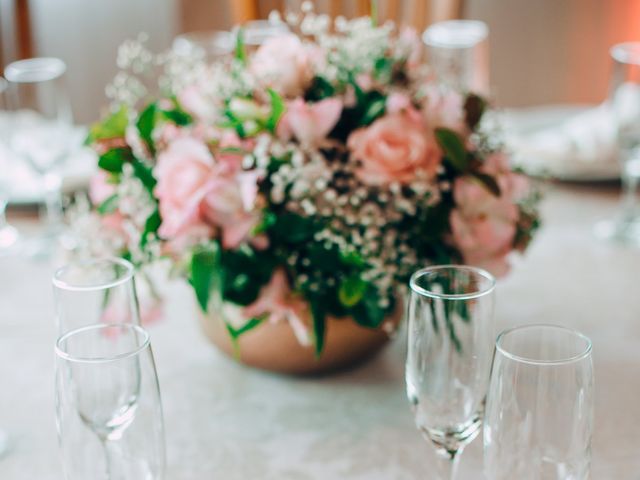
[199,303,403,375]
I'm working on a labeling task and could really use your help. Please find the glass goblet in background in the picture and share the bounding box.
[55,323,165,480]
[595,42,640,245]
[0,76,21,256]
[406,265,496,480]
[53,257,140,335]
[4,57,73,257]
[422,20,490,95]
[484,324,594,480]
[172,30,235,61]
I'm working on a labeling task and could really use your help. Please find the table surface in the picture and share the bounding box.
[1,182,639,479]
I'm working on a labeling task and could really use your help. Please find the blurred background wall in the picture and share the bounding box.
[1,0,639,123]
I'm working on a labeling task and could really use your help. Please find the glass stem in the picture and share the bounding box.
[0,197,7,230]
[42,173,63,232]
[433,448,461,480]
[100,438,119,480]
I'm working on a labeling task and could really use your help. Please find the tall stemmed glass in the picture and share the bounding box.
[596,43,640,245]
[484,324,594,479]
[4,57,73,256]
[53,257,140,334]
[55,323,165,479]
[0,76,20,256]
[406,265,496,480]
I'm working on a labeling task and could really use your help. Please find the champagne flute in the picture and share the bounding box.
[484,324,594,479]
[55,323,165,479]
[4,57,73,257]
[0,76,21,256]
[172,30,235,60]
[595,42,640,245]
[53,257,140,334]
[406,265,496,479]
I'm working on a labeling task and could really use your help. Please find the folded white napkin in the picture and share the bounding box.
[503,104,620,181]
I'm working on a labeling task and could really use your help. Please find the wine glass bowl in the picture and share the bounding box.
[406,265,496,479]
[52,257,140,334]
[483,324,594,480]
[55,323,165,480]
[4,57,73,256]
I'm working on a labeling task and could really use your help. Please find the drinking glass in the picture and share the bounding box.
[484,324,594,480]
[55,323,165,479]
[4,57,73,256]
[595,42,640,245]
[172,30,235,60]
[53,257,140,335]
[406,265,496,479]
[422,20,490,95]
[0,76,20,256]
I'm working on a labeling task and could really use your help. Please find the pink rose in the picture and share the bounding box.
[423,85,466,133]
[178,85,219,123]
[348,113,441,186]
[201,170,267,250]
[398,26,423,70]
[450,174,519,277]
[154,137,216,239]
[243,268,311,346]
[250,34,314,97]
[277,98,342,146]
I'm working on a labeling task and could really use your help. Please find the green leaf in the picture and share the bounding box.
[338,276,367,308]
[86,105,128,144]
[160,108,192,126]
[131,159,157,193]
[351,287,385,328]
[191,244,221,312]
[310,298,326,357]
[472,172,501,197]
[226,317,263,340]
[140,209,161,248]
[270,213,315,244]
[340,250,366,268]
[97,193,118,214]
[136,102,157,154]
[361,98,386,126]
[98,148,133,173]
[235,27,247,64]
[435,128,468,172]
[304,76,336,102]
[266,89,285,133]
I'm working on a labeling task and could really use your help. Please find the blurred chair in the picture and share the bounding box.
[229,0,464,31]
[0,0,33,64]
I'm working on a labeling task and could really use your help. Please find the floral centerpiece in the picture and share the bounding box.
[80,9,539,371]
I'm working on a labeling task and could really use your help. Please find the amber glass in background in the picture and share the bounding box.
[406,265,496,480]
[484,324,594,479]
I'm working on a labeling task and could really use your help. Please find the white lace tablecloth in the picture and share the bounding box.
[1,182,639,479]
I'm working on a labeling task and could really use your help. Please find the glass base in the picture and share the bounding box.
[594,218,640,246]
[0,224,20,257]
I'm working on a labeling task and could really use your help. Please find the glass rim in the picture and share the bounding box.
[4,57,67,83]
[422,19,489,49]
[409,264,496,300]
[52,257,134,292]
[496,323,593,366]
[55,323,150,364]
[610,42,640,66]
[173,29,235,52]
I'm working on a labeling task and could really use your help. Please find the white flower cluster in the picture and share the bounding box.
[262,139,439,309]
